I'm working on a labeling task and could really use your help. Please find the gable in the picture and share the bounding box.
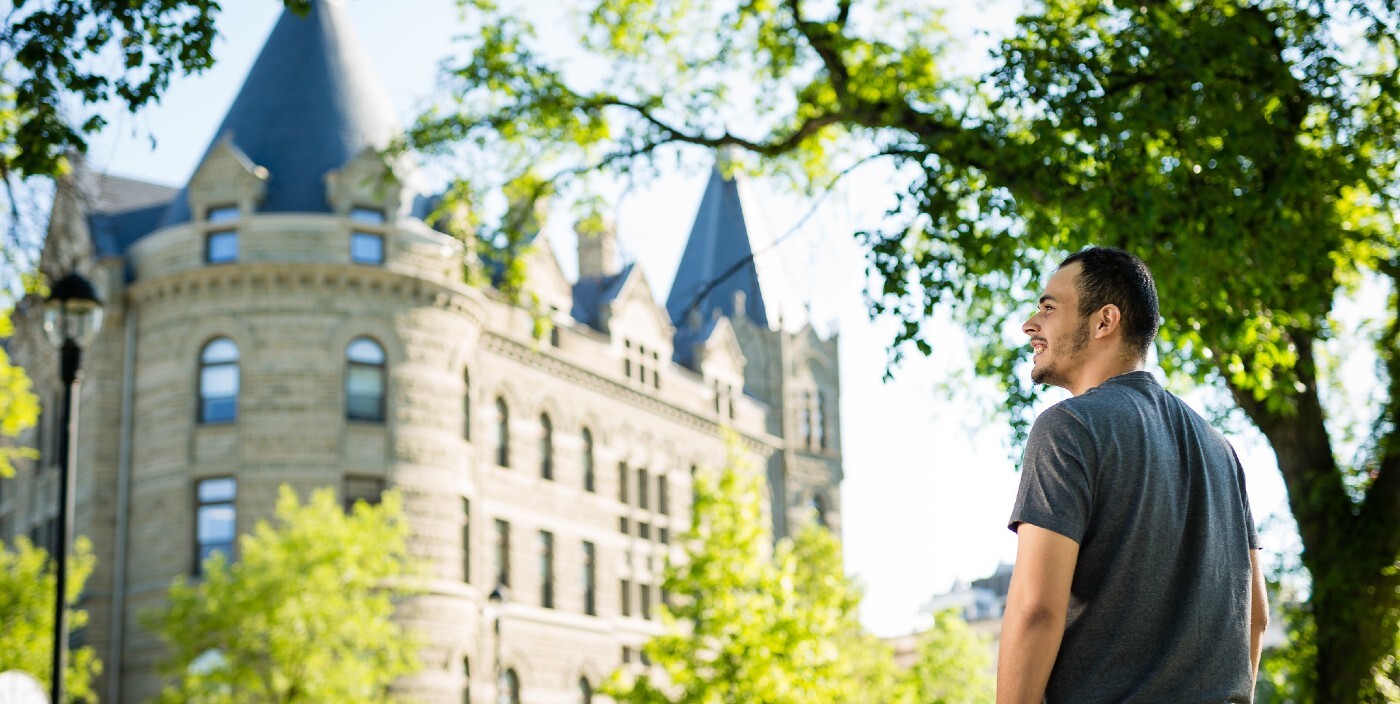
[186,136,269,220]
[606,267,672,342]
[699,316,747,380]
[522,235,574,315]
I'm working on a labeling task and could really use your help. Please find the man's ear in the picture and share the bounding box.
[1094,304,1122,340]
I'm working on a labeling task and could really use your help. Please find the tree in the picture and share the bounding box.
[904,609,995,704]
[603,442,908,704]
[0,313,39,478]
[0,0,309,472]
[407,1,1400,699]
[0,0,310,182]
[0,536,101,703]
[142,486,422,704]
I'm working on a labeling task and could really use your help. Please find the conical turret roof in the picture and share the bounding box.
[161,0,399,225]
[666,163,771,327]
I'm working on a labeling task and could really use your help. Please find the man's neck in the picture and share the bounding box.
[1067,357,1146,396]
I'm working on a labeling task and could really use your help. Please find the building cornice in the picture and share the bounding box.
[125,262,488,326]
[483,332,780,455]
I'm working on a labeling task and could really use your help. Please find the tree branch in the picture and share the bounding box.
[785,0,850,99]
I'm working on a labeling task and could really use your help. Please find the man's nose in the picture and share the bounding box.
[1023,314,1039,337]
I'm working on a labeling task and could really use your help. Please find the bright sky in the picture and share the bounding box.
[84,0,1297,637]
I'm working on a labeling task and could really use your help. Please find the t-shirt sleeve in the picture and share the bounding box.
[1008,405,1096,544]
[1230,445,1260,550]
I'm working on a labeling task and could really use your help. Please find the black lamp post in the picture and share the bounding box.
[485,584,509,704]
[42,272,104,704]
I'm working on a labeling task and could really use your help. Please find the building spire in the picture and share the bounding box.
[161,0,400,226]
[666,158,770,328]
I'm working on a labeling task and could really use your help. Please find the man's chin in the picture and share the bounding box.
[1030,365,1057,387]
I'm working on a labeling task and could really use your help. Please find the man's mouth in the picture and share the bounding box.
[1030,339,1047,358]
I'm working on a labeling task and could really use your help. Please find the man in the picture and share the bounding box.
[997,247,1269,704]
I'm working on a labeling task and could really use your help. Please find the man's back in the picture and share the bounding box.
[1009,371,1258,703]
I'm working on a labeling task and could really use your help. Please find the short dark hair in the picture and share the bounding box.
[1059,247,1159,358]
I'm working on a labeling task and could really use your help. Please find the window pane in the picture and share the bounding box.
[207,205,240,222]
[346,338,385,364]
[344,476,385,510]
[346,394,384,421]
[494,519,511,587]
[201,365,240,398]
[351,232,384,264]
[199,541,233,564]
[202,397,237,424]
[202,338,239,364]
[197,505,236,542]
[347,365,384,395]
[198,477,237,502]
[349,207,385,224]
[207,231,239,263]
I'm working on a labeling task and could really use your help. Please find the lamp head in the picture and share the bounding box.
[43,272,105,349]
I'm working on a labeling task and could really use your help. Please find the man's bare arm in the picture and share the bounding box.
[1249,549,1269,687]
[997,524,1080,704]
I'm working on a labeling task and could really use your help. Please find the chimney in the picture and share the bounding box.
[577,215,618,280]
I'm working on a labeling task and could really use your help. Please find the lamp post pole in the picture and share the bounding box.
[43,272,104,704]
[51,337,80,704]
[487,585,508,704]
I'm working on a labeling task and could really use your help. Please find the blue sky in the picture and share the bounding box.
[82,0,1298,636]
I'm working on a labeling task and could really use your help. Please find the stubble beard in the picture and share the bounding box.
[1031,318,1091,388]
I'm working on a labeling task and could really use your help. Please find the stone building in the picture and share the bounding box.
[0,1,843,702]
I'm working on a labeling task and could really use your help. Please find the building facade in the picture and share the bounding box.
[0,2,843,703]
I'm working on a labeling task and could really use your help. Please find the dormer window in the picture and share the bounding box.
[351,232,384,265]
[206,230,238,264]
[206,204,241,223]
[349,206,386,225]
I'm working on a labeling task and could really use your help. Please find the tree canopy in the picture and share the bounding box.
[143,486,422,704]
[409,0,1400,700]
[603,442,987,704]
[0,536,101,703]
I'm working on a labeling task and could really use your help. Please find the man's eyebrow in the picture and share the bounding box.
[1039,294,1059,304]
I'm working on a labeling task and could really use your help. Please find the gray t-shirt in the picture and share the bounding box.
[1009,371,1258,704]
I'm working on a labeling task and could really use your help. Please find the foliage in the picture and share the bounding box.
[0,0,308,181]
[0,312,39,478]
[0,0,308,489]
[143,486,422,704]
[905,609,995,704]
[605,442,922,704]
[409,0,1400,699]
[0,536,102,703]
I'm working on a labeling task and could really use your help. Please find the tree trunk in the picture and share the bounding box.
[1228,336,1400,703]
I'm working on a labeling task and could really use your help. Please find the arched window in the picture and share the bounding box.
[345,337,386,421]
[463,369,472,441]
[581,428,595,492]
[495,398,510,467]
[815,391,827,449]
[810,492,829,527]
[540,413,554,480]
[579,677,593,704]
[199,338,240,423]
[799,391,812,446]
[503,668,521,704]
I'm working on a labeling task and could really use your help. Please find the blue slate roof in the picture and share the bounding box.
[571,263,635,330]
[664,165,769,327]
[160,0,400,227]
[85,173,179,257]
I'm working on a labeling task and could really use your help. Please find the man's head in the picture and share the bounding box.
[1022,247,1159,391]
